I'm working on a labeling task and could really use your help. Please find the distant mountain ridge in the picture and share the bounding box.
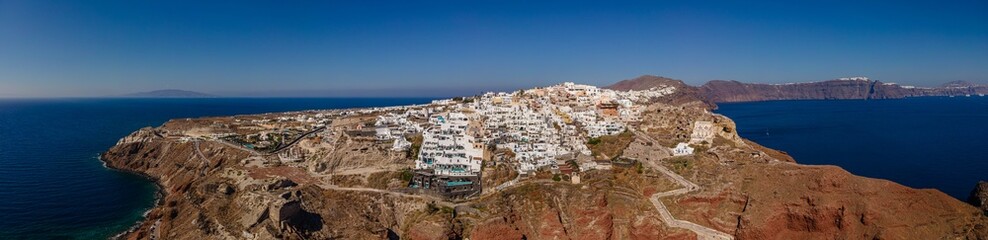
[605,75,711,106]
[942,80,983,88]
[606,75,691,91]
[605,75,987,103]
[122,89,214,98]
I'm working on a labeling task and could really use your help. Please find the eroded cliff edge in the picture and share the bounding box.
[103,91,987,240]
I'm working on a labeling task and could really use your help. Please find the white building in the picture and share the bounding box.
[672,142,694,156]
[586,121,625,138]
[402,82,680,175]
[415,112,484,177]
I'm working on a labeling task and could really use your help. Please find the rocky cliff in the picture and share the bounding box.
[102,87,987,239]
[607,75,988,103]
[970,181,988,216]
[699,78,988,103]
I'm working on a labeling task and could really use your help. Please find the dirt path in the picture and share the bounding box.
[314,182,463,208]
[633,129,734,240]
[326,166,403,176]
[269,127,326,154]
[193,140,213,176]
[492,174,521,192]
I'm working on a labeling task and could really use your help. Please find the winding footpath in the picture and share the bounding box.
[633,129,734,240]
[193,140,210,176]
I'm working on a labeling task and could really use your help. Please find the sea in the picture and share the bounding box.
[0,98,434,239]
[716,96,988,200]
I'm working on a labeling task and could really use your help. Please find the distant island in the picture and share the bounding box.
[607,75,988,103]
[121,89,215,98]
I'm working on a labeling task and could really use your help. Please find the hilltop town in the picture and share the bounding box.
[102,76,987,239]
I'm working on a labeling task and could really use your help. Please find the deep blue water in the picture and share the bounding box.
[716,97,988,200]
[0,98,434,239]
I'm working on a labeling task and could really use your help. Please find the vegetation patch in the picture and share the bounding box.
[406,134,424,158]
[587,130,635,160]
[666,156,693,174]
[399,168,414,182]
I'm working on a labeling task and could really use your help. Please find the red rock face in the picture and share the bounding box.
[698,79,988,103]
[700,80,877,102]
[731,164,988,239]
[468,219,526,240]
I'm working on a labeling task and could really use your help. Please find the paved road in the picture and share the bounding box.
[633,129,734,240]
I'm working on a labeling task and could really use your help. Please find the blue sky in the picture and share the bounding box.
[1,1,986,97]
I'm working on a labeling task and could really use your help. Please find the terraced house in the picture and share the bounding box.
[411,112,484,198]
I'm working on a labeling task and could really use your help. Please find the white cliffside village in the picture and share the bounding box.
[183,81,691,199]
[415,112,484,176]
[363,82,677,198]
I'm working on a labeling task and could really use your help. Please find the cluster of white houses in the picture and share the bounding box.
[201,82,720,199]
[164,76,763,202]
[365,82,679,198]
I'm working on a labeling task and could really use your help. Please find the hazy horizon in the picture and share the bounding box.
[2,1,987,97]
[6,75,987,99]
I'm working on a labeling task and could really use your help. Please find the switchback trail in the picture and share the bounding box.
[633,129,734,240]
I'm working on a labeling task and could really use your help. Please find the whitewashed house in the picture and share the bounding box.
[672,142,695,156]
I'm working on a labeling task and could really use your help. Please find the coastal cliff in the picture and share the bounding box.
[606,75,988,103]
[971,181,988,216]
[699,79,988,103]
[102,84,987,239]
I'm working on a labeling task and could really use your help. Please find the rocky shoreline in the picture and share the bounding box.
[100,154,166,240]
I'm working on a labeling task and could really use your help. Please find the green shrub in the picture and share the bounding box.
[399,168,414,182]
